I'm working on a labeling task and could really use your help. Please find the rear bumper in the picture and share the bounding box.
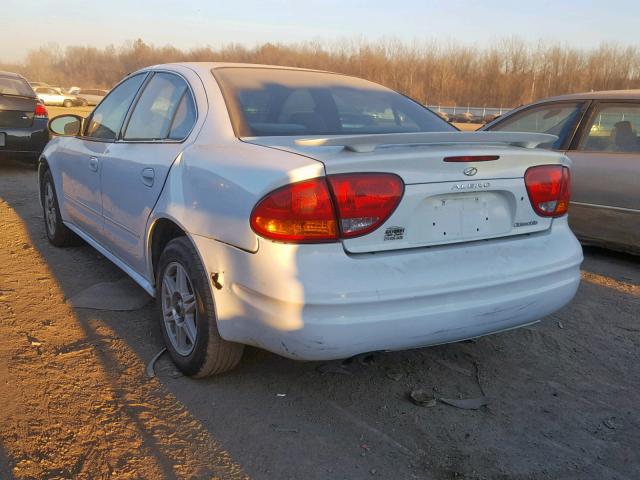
[192,217,583,360]
[0,119,49,158]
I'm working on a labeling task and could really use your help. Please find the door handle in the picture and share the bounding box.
[141,168,155,187]
[88,156,99,172]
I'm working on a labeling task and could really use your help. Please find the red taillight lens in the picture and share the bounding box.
[250,178,338,242]
[328,173,404,238]
[34,102,48,119]
[250,173,404,243]
[524,165,571,217]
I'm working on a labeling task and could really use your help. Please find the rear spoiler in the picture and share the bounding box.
[294,132,557,153]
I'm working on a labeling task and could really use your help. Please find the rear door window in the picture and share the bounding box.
[85,73,147,140]
[489,102,584,149]
[578,103,640,153]
[124,72,193,141]
[168,92,196,140]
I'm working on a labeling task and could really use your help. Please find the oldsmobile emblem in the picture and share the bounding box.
[463,167,478,176]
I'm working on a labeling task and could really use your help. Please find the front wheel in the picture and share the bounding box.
[63,99,73,107]
[157,237,244,377]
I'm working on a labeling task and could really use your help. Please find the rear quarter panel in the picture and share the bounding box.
[149,140,324,259]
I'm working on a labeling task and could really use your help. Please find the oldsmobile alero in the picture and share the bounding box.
[39,63,583,376]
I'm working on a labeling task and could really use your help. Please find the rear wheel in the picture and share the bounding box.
[63,99,73,107]
[41,169,80,247]
[157,237,244,377]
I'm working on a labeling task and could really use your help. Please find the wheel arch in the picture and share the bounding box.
[147,216,188,284]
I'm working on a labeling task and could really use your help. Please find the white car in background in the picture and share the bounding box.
[39,63,583,377]
[34,86,86,107]
[74,88,109,106]
[29,81,49,89]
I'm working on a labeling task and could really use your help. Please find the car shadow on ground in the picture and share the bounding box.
[0,444,15,480]
[1,160,639,479]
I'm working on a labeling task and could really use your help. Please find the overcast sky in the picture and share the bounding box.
[2,0,639,62]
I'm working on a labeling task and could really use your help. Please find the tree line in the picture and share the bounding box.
[2,38,640,108]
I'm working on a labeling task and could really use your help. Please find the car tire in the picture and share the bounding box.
[41,169,81,247]
[63,99,73,107]
[157,237,244,377]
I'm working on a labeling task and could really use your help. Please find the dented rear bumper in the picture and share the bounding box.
[192,216,583,360]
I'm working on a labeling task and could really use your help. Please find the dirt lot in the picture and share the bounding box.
[0,154,639,479]
[47,106,94,119]
[451,123,481,131]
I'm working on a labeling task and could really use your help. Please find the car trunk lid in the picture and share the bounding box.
[243,132,570,253]
[0,94,37,128]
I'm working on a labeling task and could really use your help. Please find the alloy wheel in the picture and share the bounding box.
[44,182,57,236]
[161,262,198,356]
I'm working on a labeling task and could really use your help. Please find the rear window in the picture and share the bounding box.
[0,75,35,97]
[214,67,453,137]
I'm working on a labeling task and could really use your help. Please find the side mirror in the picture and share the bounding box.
[49,114,83,136]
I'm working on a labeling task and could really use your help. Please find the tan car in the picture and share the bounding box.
[484,90,640,255]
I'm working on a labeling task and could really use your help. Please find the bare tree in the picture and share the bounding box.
[3,38,640,107]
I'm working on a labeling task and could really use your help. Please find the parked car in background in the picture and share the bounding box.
[34,86,86,107]
[484,90,640,254]
[434,110,450,122]
[29,81,49,89]
[75,88,108,106]
[45,86,69,96]
[40,63,582,377]
[451,111,475,123]
[0,71,49,163]
[482,113,500,124]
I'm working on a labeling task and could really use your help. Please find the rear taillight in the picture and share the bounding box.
[328,173,403,238]
[250,178,338,243]
[524,165,571,217]
[250,173,404,243]
[34,102,48,119]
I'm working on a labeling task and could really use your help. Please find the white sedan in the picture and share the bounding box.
[40,63,583,377]
[34,86,85,107]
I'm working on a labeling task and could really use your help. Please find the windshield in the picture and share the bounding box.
[488,102,583,149]
[214,67,454,137]
[0,75,35,97]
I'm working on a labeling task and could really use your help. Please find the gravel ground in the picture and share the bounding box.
[0,160,638,480]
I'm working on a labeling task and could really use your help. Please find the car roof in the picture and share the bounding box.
[531,89,640,103]
[143,62,334,76]
[0,70,26,79]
